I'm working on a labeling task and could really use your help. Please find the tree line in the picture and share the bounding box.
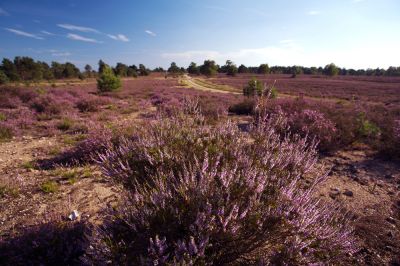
[180,60,400,77]
[1,56,400,84]
[0,57,152,84]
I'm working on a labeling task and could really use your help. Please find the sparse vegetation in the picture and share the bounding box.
[97,65,121,92]
[1,58,400,265]
[40,180,58,193]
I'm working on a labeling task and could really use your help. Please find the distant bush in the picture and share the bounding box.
[76,99,99,112]
[85,107,356,265]
[243,78,263,96]
[357,113,381,139]
[97,66,121,92]
[269,86,278,99]
[30,96,62,115]
[324,63,339,77]
[0,70,9,85]
[57,118,74,131]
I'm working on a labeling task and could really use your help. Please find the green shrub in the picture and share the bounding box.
[97,66,121,92]
[0,70,9,85]
[358,114,380,139]
[243,78,263,96]
[269,86,278,99]
[0,124,13,141]
[0,113,6,121]
[40,180,58,193]
[57,118,74,131]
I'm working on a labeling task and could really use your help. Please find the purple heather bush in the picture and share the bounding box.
[287,109,337,152]
[84,103,356,265]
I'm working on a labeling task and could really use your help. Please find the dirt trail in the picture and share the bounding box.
[180,75,241,94]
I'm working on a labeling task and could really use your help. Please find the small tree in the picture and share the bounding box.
[187,62,200,75]
[84,64,93,78]
[324,63,339,77]
[238,64,248,73]
[243,78,263,96]
[258,63,269,75]
[168,62,181,75]
[224,60,238,76]
[200,60,218,77]
[0,70,9,85]
[97,66,121,92]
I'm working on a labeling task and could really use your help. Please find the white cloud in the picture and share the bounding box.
[145,30,156,36]
[307,10,320,15]
[107,34,129,42]
[67,33,101,43]
[5,28,44,40]
[52,52,71,57]
[41,30,54,35]
[58,23,100,33]
[0,8,9,16]
[161,40,400,70]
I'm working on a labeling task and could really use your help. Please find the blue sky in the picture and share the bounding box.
[0,0,399,69]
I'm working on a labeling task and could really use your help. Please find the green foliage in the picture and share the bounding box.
[324,63,339,77]
[84,64,93,78]
[22,161,35,170]
[258,63,270,74]
[0,70,9,84]
[357,114,380,139]
[200,60,219,77]
[167,62,181,74]
[0,125,13,141]
[57,118,74,131]
[224,60,238,76]
[114,62,128,77]
[269,86,278,99]
[0,113,6,121]
[187,62,200,75]
[138,64,150,76]
[98,60,108,74]
[1,58,20,81]
[243,78,263,96]
[238,64,248,73]
[97,66,122,92]
[40,180,58,193]
[0,185,19,198]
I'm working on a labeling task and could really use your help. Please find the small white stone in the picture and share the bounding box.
[68,210,80,221]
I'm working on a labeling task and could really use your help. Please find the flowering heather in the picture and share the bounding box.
[395,120,400,140]
[85,105,356,265]
[288,109,337,152]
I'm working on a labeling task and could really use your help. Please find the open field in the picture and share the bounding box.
[0,75,399,265]
[211,73,400,105]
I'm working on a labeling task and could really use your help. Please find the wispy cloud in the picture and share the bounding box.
[58,23,100,33]
[5,28,44,40]
[67,33,101,43]
[41,30,54,35]
[307,10,320,15]
[52,52,71,57]
[107,34,129,42]
[161,44,305,67]
[0,7,9,16]
[145,30,156,37]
